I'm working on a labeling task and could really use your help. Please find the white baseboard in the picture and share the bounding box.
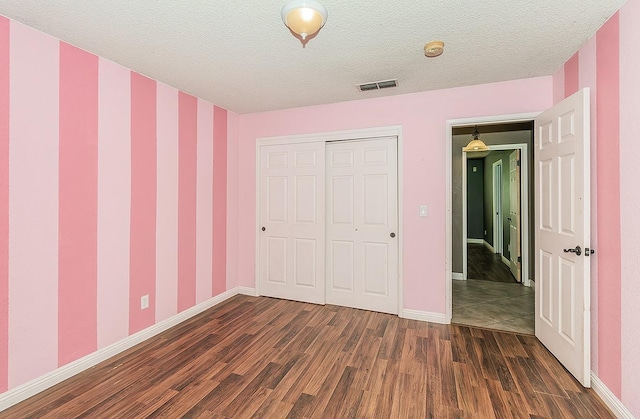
[483,240,495,253]
[591,372,635,419]
[502,255,510,266]
[0,287,241,412]
[238,286,257,296]
[467,238,484,244]
[452,272,464,280]
[401,309,449,324]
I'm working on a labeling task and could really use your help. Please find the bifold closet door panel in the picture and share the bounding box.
[258,142,326,304]
[326,137,398,314]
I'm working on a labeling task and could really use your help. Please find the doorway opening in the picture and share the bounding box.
[447,119,535,334]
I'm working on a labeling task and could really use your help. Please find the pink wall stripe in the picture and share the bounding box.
[58,42,99,367]
[564,52,580,98]
[577,35,599,376]
[8,22,59,388]
[213,106,228,296]
[129,72,157,334]
[596,12,622,398]
[196,99,214,304]
[97,59,131,348]
[155,83,179,322]
[618,0,640,412]
[178,92,198,312]
[0,16,9,393]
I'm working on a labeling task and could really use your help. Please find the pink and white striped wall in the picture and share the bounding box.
[0,18,231,392]
[553,1,640,415]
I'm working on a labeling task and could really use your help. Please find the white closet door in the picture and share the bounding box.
[258,142,325,304]
[326,137,398,314]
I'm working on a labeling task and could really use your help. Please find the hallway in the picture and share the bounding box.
[453,244,534,334]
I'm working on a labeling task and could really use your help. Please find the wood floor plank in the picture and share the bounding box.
[0,295,615,419]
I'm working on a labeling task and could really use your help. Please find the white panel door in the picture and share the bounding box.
[259,142,325,304]
[535,88,591,387]
[509,150,521,282]
[326,137,398,314]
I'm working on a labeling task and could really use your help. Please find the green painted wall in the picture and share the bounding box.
[467,160,484,239]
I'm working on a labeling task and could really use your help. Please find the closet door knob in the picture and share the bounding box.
[261,227,266,232]
[390,232,396,238]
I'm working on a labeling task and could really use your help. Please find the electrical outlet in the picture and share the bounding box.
[484,230,487,235]
[141,295,149,310]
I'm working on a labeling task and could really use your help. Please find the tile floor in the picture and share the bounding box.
[452,244,534,334]
[452,279,535,334]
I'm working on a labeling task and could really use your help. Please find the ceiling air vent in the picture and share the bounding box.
[357,79,398,92]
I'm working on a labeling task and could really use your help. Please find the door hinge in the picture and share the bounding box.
[517,159,521,167]
[517,256,522,262]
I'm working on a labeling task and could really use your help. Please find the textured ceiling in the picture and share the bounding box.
[0,1,626,114]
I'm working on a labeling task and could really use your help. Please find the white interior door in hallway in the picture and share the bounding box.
[258,142,326,304]
[509,149,522,282]
[326,138,399,314]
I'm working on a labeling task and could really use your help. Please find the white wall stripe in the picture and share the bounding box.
[577,35,600,377]
[8,21,60,388]
[155,83,179,322]
[619,2,640,415]
[97,59,132,349]
[553,65,565,105]
[196,99,214,303]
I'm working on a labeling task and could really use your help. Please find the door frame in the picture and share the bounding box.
[462,144,529,284]
[492,160,503,255]
[255,125,404,314]
[508,149,522,281]
[446,113,539,322]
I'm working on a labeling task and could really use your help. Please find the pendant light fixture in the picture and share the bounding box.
[463,126,490,152]
[281,0,328,42]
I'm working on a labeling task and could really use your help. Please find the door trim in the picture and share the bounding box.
[255,125,404,314]
[446,113,539,322]
[492,160,503,255]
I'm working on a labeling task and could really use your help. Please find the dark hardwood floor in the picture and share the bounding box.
[1,295,612,418]
[468,243,518,283]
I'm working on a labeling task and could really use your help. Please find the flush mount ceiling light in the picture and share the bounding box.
[281,0,328,43]
[424,40,445,57]
[463,126,490,152]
